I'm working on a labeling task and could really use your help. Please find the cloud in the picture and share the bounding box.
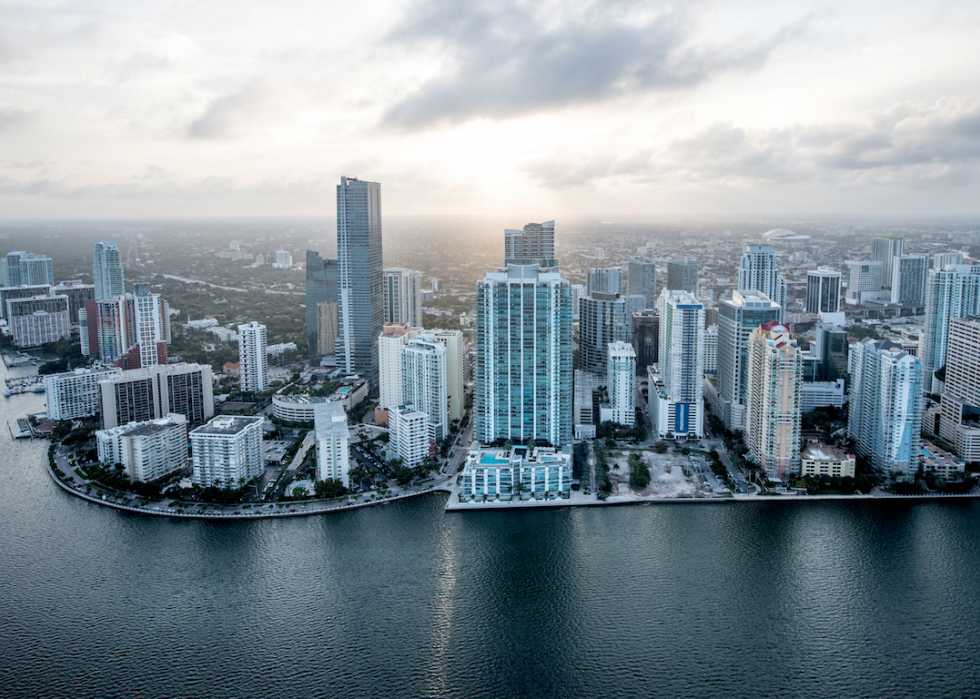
[0,106,40,132]
[383,0,802,129]
[185,79,272,139]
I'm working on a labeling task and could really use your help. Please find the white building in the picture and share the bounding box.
[93,241,124,300]
[872,235,904,288]
[402,333,448,442]
[429,329,466,422]
[891,254,930,306]
[383,268,423,328]
[274,250,293,269]
[266,342,297,357]
[314,402,350,487]
[920,264,980,392]
[703,324,718,374]
[238,321,269,393]
[6,294,71,347]
[933,252,965,270]
[587,267,623,296]
[378,322,416,410]
[96,413,188,482]
[738,244,787,321]
[604,341,636,426]
[651,290,705,438]
[844,260,886,305]
[458,445,572,500]
[45,367,122,421]
[389,404,431,468]
[800,379,846,413]
[100,362,214,429]
[504,221,555,263]
[190,415,264,488]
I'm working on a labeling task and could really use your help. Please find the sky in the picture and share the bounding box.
[1,0,979,219]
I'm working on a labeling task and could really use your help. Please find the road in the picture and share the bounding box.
[446,418,475,476]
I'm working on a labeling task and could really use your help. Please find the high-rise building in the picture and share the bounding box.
[378,322,416,411]
[314,402,350,487]
[872,235,904,288]
[45,367,122,421]
[389,404,431,468]
[190,415,264,488]
[844,260,886,305]
[0,284,51,321]
[891,254,930,306]
[273,250,293,269]
[939,316,980,463]
[666,257,698,294]
[587,267,622,296]
[579,292,644,375]
[504,221,556,265]
[570,284,586,321]
[806,266,842,314]
[96,414,188,482]
[627,256,657,309]
[99,362,214,429]
[402,334,448,442]
[6,294,70,347]
[745,322,802,482]
[383,268,423,328]
[237,322,269,393]
[474,264,572,446]
[336,176,383,386]
[429,329,466,422]
[650,290,704,438]
[920,265,980,391]
[738,245,786,321]
[93,242,124,300]
[51,281,95,324]
[81,288,170,368]
[703,324,718,374]
[716,290,782,430]
[631,310,659,376]
[848,339,922,476]
[933,252,965,270]
[4,251,53,287]
[813,323,849,383]
[606,342,636,426]
[305,250,339,358]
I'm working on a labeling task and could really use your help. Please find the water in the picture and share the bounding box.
[3,363,980,699]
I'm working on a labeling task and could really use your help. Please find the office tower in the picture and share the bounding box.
[570,284,586,321]
[848,339,922,476]
[429,329,465,422]
[305,250,339,358]
[93,242,124,300]
[606,342,636,426]
[274,250,293,268]
[99,362,214,429]
[6,294,70,347]
[738,245,786,320]
[650,290,705,438]
[920,265,980,391]
[580,292,644,375]
[378,322,416,410]
[891,254,930,306]
[45,367,123,420]
[933,252,965,270]
[844,260,885,305]
[627,255,657,308]
[745,322,802,482]
[401,334,448,442]
[939,316,980,462]
[389,404,432,468]
[703,324,718,374]
[96,414,188,482]
[81,289,170,368]
[872,235,904,288]
[806,267,842,314]
[474,264,572,446]
[51,281,95,324]
[504,220,556,264]
[717,290,782,430]
[431,278,443,292]
[314,402,350,487]
[190,415,264,488]
[0,284,51,321]
[383,268,423,327]
[666,257,698,294]
[813,323,849,382]
[4,251,54,287]
[587,267,622,296]
[631,310,659,375]
[238,322,269,393]
[336,176,384,386]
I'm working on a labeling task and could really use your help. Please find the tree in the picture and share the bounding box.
[654,441,668,454]
[628,453,651,490]
[394,465,414,486]
[314,479,347,499]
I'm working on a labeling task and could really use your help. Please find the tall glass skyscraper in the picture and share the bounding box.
[474,264,572,447]
[738,245,786,321]
[666,257,698,294]
[651,290,705,438]
[305,250,338,358]
[921,264,980,391]
[93,242,124,300]
[336,176,383,387]
[627,255,657,309]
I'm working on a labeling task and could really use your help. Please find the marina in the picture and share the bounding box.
[3,375,46,397]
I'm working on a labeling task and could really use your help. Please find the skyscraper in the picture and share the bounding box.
[429,329,466,422]
[93,242,124,300]
[631,310,659,376]
[378,322,416,411]
[4,251,54,287]
[81,288,170,368]
[848,338,922,476]
[579,292,644,375]
[939,316,980,462]
[606,342,636,426]
[891,254,930,306]
[587,267,623,296]
[805,266,842,314]
[738,245,786,321]
[921,264,980,391]
[651,290,704,438]
[933,252,965,270]
[504,221,555,264]
[401,333,448,442]
[383,268,423,327]
[745,322,802,482]
[336,176,383,387]
[666,257,698,294]
[872,235,904,288]
[314,402,350,487]
[844,260,886,305]
[305,250,339,359]
[627,255,657,308]
[99,362,214,429]
[238,322,269,393]
[717,290,782,430]
[474,264,572,446]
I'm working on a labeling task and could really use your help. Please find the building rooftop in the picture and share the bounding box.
[314,401,349,440]
[192,415,262,436]
[801,444,852,462]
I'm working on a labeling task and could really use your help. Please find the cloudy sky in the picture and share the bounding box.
[1,0,979,219]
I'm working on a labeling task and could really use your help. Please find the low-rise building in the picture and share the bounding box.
[190,415,264,488]
[458,445,572,501]
[96,413,188,482]
[799,444,856,479]
[271,378,368,423]
[920,442,966,480]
